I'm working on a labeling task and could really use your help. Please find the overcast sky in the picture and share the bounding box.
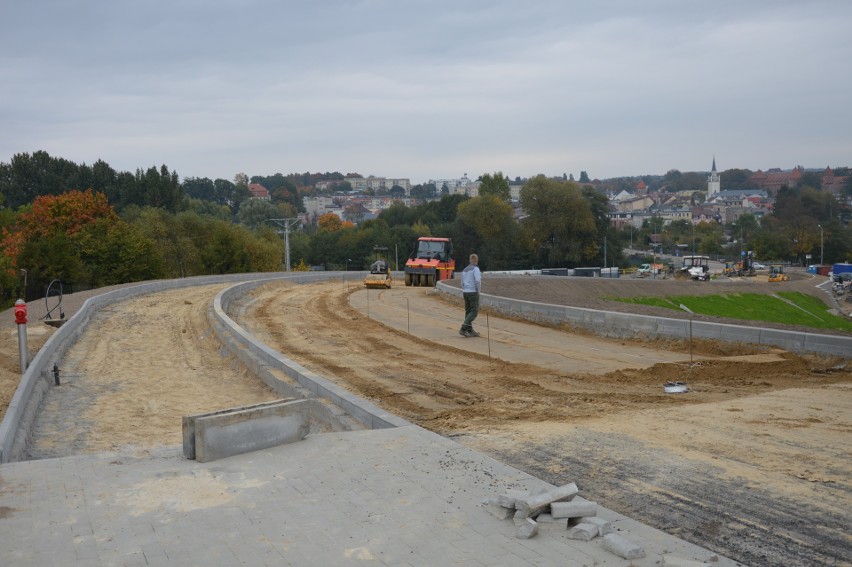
[2,0,851,185]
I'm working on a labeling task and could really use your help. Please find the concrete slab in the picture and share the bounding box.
[0,426,739,567]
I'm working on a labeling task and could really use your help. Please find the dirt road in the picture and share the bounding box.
[9,276,852,566]
[234,279,851,567]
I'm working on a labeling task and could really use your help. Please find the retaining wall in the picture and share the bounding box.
[436,282,852,358]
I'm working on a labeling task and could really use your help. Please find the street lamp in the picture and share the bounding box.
[818,225,823,265]
[691,221,696,257]
[733,221,743,259]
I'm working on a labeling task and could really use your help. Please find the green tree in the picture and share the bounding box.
[237,199,282,229]
[456,195,519,270]
[478,172,511,202]
[76,219,164,286]
[519,176,598,267]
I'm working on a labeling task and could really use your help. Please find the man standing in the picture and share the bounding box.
[459,253,482,337]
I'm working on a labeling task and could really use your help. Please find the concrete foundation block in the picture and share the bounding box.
[513,509,530,525]
[602,533,646,560]
[551,500,597,519]
[516,518,538,539]
[535,513,554,523]
[565,523,598,541]
[515,482,578,517]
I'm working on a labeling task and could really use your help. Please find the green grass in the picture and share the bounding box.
[610,292,852,332]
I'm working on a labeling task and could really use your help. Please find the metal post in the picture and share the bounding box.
[818,224,824,265]
[486,313,491,359]
[692,222,695,257]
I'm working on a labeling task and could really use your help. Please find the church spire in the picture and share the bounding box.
[707,156,721,199]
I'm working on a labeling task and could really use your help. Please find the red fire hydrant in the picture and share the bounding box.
[14,299,28,325]
[15,299,28,373]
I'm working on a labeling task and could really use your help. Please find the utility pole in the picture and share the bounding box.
[818,224,823,265]
[268,218,301,271]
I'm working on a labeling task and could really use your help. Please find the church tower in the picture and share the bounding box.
[707,156,721,199]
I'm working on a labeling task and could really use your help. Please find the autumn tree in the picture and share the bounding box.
[1,189,117,264]
[318,213,346,232]
[1,190,164,301]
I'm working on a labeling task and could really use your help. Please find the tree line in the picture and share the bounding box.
[1,150,850,309]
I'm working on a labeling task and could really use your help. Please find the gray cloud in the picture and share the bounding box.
[2,0,850,184]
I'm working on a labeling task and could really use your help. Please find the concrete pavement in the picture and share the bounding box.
[1,426,734,566]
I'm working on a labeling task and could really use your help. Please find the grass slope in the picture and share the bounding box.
[611,291,852,332]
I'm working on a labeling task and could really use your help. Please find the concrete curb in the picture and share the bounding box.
[0,272,341,463]
[211,279,412,431]
[436,281,852,358]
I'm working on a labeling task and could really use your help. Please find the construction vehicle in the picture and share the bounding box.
[674,255,710,281]
[363,246,392,289]
[768,264,789,282]
[722,253,755,277]
[404,237,455,287]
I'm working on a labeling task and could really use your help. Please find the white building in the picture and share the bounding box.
[707,157,721,199]
[429,173,472,195]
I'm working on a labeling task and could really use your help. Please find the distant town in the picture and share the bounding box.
[248,161,852,231]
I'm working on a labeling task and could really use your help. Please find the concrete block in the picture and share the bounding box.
[565,523,598,541]
[189,399,311,463]
[602,533,646,560]
[516,518,538,539]
[573,515,613,535]
[513,509,530,525]
[497,489,528,509]
[535,513,554,523]
[182,400,293,459]
[515,482,578,517]
[551,500,597,519]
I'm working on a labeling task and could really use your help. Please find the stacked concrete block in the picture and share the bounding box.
[514,482,578,517]
[551,499,597,519]
[483,483,650,562]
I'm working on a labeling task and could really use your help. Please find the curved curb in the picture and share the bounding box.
[435,281,852,358]
[211,279,412,431]
[0,272,341,463]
